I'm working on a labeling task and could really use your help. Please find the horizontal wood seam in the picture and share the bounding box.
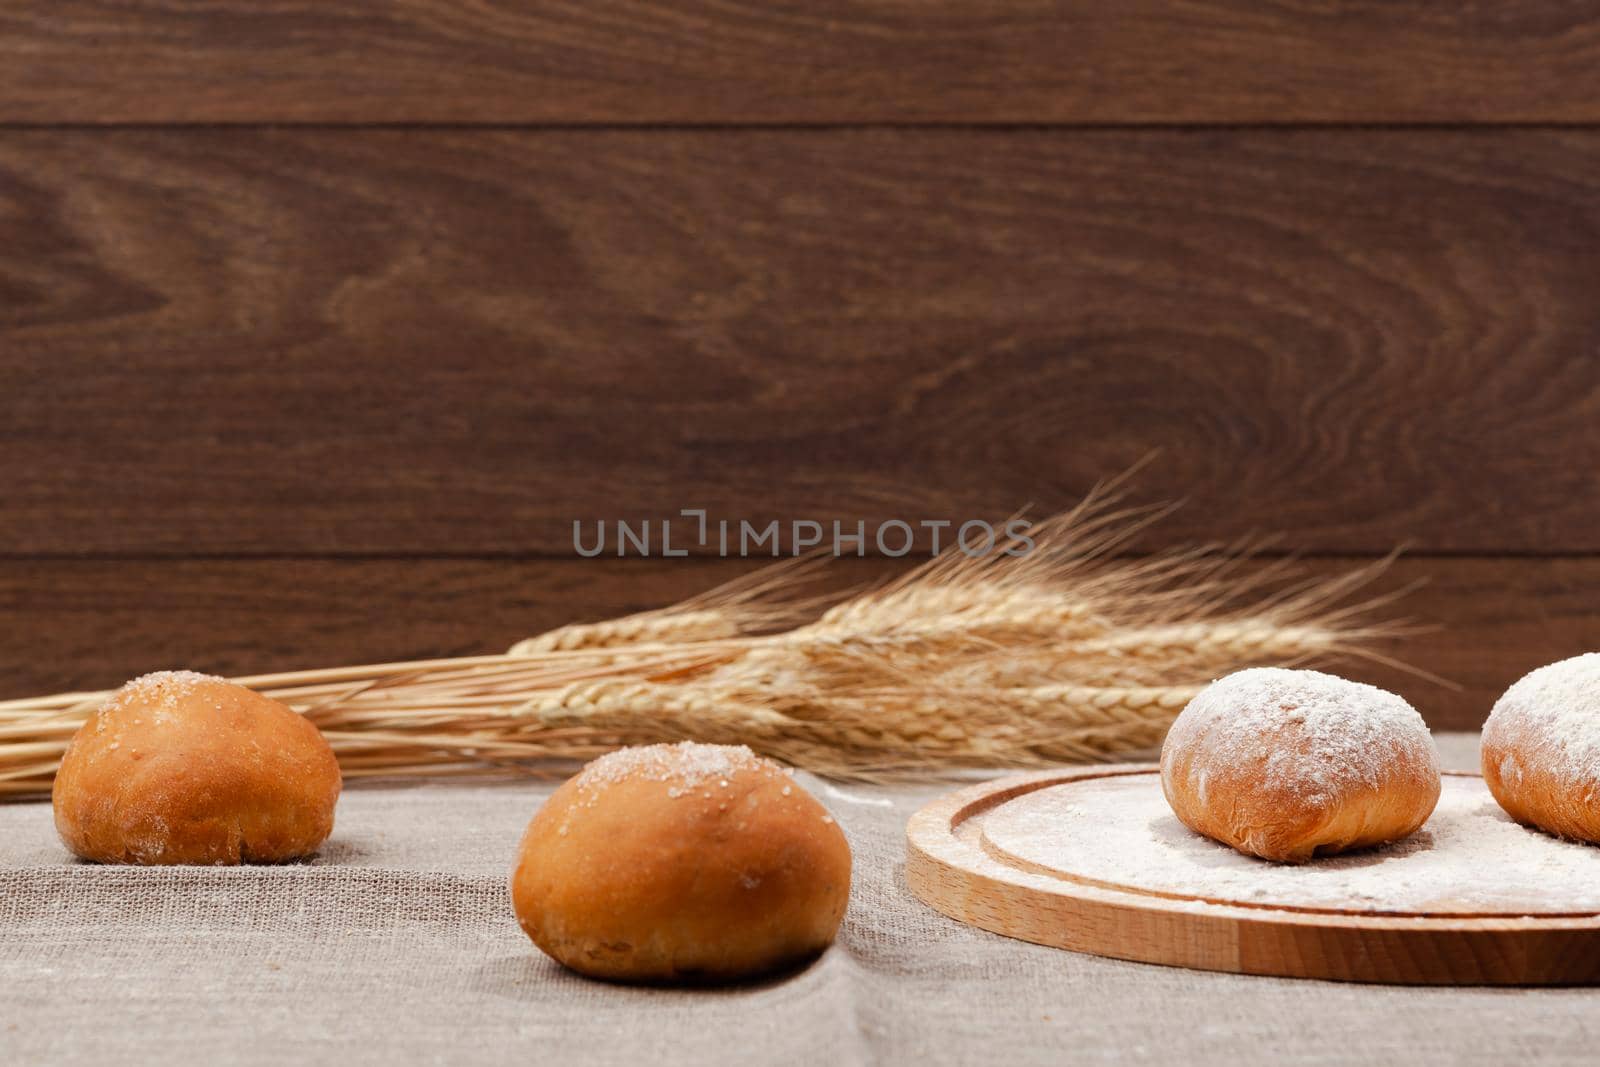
[2,552,1597,563]
[7,122,1600,134]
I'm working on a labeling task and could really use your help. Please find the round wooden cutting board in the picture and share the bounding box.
[905,765,1600,985]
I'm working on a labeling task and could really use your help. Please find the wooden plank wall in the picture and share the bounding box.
[3,3,1599,728]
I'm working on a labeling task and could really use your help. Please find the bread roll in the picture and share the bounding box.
[1160,667,1440,863]
[511,742,851,982]
[53,671,341,865]
[1482,653,1600,843]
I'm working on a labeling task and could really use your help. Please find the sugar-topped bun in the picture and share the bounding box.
[1482,654,1600,843]
[511,742,851,982]
[53,671,341,865]
[1160,668,1440,863]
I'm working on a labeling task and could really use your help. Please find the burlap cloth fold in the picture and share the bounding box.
[2,733,1595,1065]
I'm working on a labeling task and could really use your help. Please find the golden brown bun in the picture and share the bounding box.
[1160,668,1440,863]
[53,671,341,865]
[511,742,851,982]
[1482,653,1600,843]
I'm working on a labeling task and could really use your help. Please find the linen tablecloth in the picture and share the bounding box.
[4,733,1597,1065]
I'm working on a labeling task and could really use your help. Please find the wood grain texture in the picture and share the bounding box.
[4,129,1600,555]
[4,556,1596,731]
[6,3,1600,124]
[907,767,1600,985]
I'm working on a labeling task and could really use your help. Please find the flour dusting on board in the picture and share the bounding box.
[981,775,1600,916]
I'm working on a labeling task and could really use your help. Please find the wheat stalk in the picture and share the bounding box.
[0,486,1416,796]
[508,555,832,655]
[509,609,741,653]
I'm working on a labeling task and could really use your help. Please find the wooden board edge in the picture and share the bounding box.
[904,765,1600,985]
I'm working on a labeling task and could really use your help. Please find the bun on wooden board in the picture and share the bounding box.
[53,671,341,865]
[511,742,851,982]
[1160,668,1440,863]
[1482,653,1600,844]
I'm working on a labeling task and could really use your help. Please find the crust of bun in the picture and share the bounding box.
[511,745,851,982]
[1482,732,1600,843]
[53,672,341,865]
[1480,654,1600,844]
[1162,731,1440,863]
[1159,668,1440,864]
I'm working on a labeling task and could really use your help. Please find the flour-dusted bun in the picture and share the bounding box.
[1160,668,1440,863]
[53,671,341,865]
[511,742,851,982]
[1482,653,1600,843]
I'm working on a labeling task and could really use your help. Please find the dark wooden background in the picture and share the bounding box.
[4,3,1599,728]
